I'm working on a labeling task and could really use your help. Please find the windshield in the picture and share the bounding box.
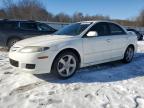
[54,22,91,36]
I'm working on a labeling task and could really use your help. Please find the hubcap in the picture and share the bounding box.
[126,47,134,61]
[57,55,76,77]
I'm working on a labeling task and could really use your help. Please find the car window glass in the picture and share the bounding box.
[109,23,126,35]
[37,23,54,31]
[0,21,18,30]
[0,22,4,29]
[55,22,91,36]
[88,22,109,36]
[20,22,37,30]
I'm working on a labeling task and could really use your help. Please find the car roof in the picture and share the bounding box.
[0,19,38,23]
[127,28,135,30]
[78,20,124,27]
[127,28,137,32]
[79,20,117,23]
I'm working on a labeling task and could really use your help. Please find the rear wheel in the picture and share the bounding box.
[122,46,134,63]
[7,38,20,49]
[52,51,79,79]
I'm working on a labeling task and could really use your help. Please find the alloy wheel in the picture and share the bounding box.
[57,55,77,77]
[125,47,134,62]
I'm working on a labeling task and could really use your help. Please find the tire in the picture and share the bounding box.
[7,38,20,49]
[122,46,134,63]
[51,51,79,79]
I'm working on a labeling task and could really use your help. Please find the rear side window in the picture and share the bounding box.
[0,21,18,30]
[20,22,37,31]
[109,23,126,35]
[88,22,109,36]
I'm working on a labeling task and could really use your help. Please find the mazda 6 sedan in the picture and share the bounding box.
[9,21,137,79]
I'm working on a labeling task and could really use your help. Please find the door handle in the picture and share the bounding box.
[106,39,111,43]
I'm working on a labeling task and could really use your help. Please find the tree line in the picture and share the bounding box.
[0,0,143,27]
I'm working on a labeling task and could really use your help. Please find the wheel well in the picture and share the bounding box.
[128,44,135,51]
[51,48,81,70]
[6,37,21,46]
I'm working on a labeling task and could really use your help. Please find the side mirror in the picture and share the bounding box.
[87,31,98,37]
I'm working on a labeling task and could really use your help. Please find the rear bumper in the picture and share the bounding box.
[9,51,56,74]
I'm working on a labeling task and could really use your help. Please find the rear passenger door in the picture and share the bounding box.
[107,23,128,58]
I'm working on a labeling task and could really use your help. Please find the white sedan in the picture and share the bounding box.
[9,21,137,79]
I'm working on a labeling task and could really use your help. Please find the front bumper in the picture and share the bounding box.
[9,51,55,74]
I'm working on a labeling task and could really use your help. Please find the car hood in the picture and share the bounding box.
[15,35,77,47]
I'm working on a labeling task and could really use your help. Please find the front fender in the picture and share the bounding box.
[51,39,84,67]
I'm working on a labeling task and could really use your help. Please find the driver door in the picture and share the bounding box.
[83,22,112,64]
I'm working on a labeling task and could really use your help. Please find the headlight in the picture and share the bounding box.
[19,46,50,53]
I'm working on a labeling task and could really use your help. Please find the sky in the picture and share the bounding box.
[0,0,144,20]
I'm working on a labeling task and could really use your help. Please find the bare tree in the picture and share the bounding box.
[1,0,50,21]
[72,12,84,22]
[0,0,143,27]
[54,13,71,22]
[137,9,144,26]
[0,9,6,19]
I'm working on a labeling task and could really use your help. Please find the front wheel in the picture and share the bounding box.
[122,46,134,63]
[51,52,79,79]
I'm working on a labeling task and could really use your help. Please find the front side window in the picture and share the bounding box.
[37,23,55,32]
[87,22,109,36]
[20,22,37,31]
[54,22,91,36]
[109,23,126,35]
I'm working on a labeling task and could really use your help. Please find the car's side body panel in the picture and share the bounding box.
[83,36,112,64]
[8,21,137,75]
[81,34,137,67]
